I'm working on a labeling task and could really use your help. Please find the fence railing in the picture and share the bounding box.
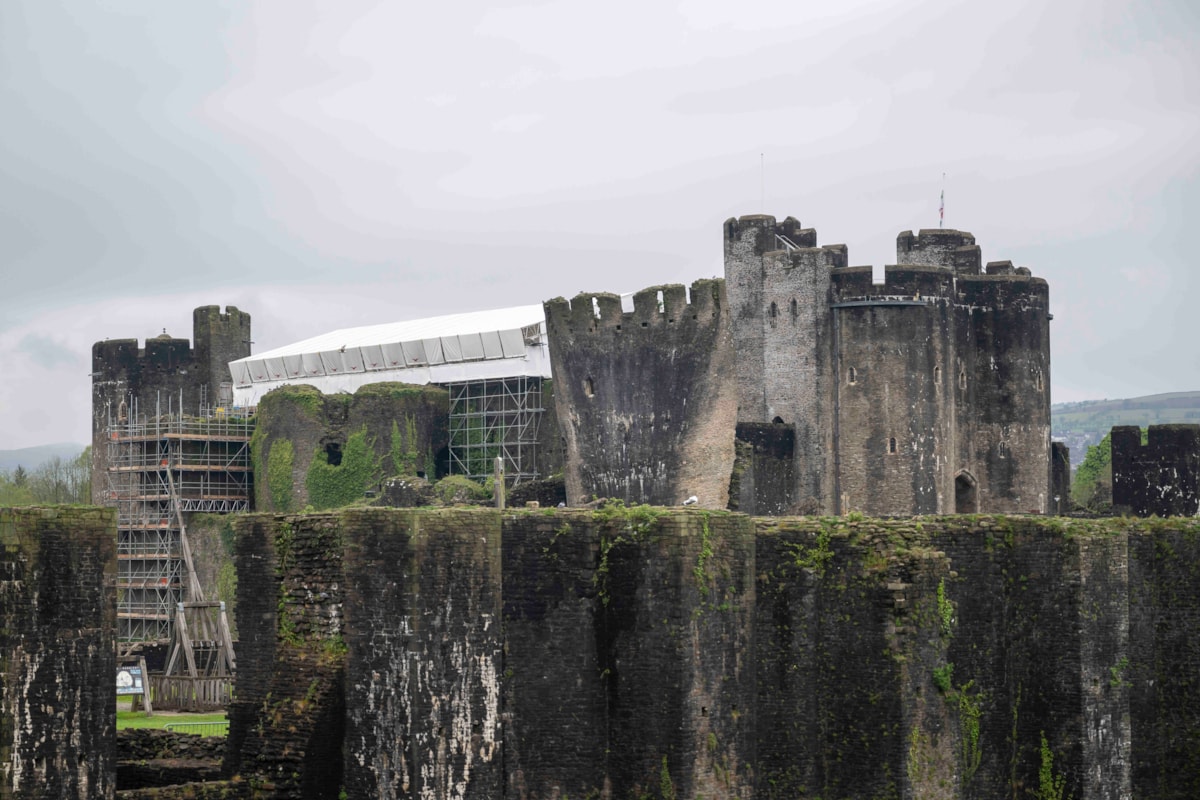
[149,675,233,712]
[163,720,229,738]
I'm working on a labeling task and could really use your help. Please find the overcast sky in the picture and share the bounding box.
[1,0,1197,450]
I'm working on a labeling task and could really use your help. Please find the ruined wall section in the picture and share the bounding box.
[931,520,1111,799]
[954,269,1051,513]
[341,509,503,800]
[0,507,116,800]
[219,509,1200,799]
[504,509,756,800]
[1052,442,1071,516]
[728,423,795,515]
[1111,424,1200,517]
[225,514,347,798]
[90,306,251,503]
[753,517,952,799]
[544,280,737,508]
[830,265,956,514]
[1128,524,1200,797]
[250,382,449,512]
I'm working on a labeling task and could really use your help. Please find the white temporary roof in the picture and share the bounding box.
[229,304,550,407]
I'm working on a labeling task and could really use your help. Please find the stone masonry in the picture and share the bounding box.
[544,280,738,508]
[1111,424,1200,517]
[1,507,117,800]
[223,507,1199,799]
[724,216,1051,515]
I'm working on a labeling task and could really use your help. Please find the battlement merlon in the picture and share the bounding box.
[544,280,726,333]
[831,263,955,302]
[724,215,817,257]
[91,336,194,375]
[763,244,848,277]
[897,229,981,275]
[1114,424,1200,453]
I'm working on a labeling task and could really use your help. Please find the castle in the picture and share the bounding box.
[549,215,1059,515]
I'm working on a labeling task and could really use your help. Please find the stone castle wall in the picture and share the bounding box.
[249,382,449,512]
[1,507,116,800]
[226,508,1200,799]
[544,280,738,508]
[724,217,1052,515]
[1111,424,1200,517]
[724,216,843,510]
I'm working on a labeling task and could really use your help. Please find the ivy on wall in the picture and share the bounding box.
[307,427,381,510]
[390,417,420,477]
[267,439,295,513]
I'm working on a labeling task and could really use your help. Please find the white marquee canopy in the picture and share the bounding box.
[228,304,551,407]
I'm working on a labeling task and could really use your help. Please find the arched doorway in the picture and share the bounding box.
[955,471,978,514]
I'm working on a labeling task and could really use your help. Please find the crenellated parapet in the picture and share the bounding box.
[897,228,981,275]
[544,279,737,508]
[1112,424,1200,517]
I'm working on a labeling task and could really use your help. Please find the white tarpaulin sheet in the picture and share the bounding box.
[228,304,551,407]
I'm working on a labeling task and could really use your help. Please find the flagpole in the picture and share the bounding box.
[939,172,945,229]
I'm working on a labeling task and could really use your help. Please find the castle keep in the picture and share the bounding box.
[547,215,1054,515]
[724,216,1052,515]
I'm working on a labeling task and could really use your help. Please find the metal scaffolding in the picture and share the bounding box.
[446,377,543,485]
[104,400,252,643]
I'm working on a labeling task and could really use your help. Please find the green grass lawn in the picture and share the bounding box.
[117,710,227,731]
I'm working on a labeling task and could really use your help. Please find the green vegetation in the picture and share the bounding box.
[784,525,834,577]
[592,501,664,607]
[449,399,504,477]
[433,475,491,504]
[0,446,91,505]
[270,384,326,419]
[1035,731,1070,800]
[936,577,954,637]
[306,428,380,510]
[1108,656,1132,689]
[932,663,954,693]
[116,711,227,731]
[957,681,984,786]
[1071,428,1147,510]
[267,439,295,513]
[659,755,676,800]
[390,416,422,477]
[693,512,714,598]
[1053,391,1200,438]
[1071,433,1113,510]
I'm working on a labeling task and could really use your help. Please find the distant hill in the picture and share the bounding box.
[1052,391,1200,460]
[0,443,86,474]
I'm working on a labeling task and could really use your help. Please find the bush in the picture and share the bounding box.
[433,475,492,505]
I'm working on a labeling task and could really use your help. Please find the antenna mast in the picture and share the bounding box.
[939,172,946,229]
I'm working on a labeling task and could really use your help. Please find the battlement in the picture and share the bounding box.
[193,304,250,342]
[1113,424,1200,455]
[724,215,816,256]
[545,279,725,334]
[831,263,955,304]
[764,243,848,272]
[897,228,981,275]
[544,279,736,507]
[92,335,195,373]
[1112,424,1200,517]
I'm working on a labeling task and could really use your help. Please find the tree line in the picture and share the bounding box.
[0,447,92,505]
